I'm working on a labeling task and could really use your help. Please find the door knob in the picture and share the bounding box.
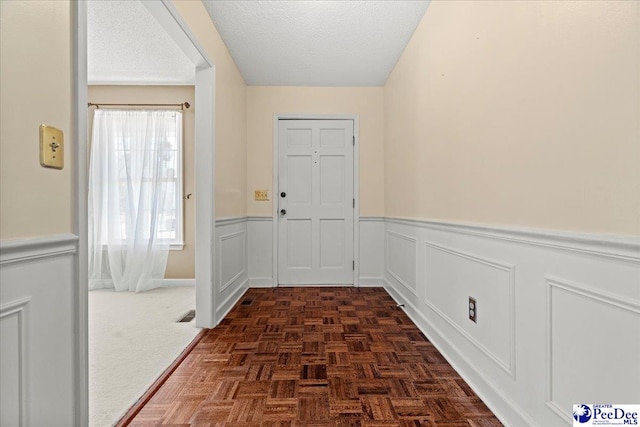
[281,192,286,198]
[280,209,286,215]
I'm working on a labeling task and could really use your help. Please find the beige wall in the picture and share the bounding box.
[385,0,640,235]
[247,86,385,217]
[88,86,196,278]
[0,1,73,239]
[172,0,247,219]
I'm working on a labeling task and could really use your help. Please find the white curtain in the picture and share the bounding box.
[88,109,182,292]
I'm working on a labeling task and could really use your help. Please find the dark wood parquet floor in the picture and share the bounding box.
[129,287,503,427]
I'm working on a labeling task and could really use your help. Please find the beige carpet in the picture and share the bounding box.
[89,286,200,427]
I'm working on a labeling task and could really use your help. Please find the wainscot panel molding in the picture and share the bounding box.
[383,217,640,427]
[545,276,640,422]
[215,218,248,324]
[0,235,78,425]
[423,241,515,377]
[0,297,30,426]
[384,281,537,427]
[385,230,417,295]
[219,231,246,292]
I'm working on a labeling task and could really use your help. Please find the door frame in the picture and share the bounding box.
[272,114,360,287]
[73,1,216,423]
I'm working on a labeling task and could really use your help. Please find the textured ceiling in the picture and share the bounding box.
[87,0,194,85]
[202,0,430,86]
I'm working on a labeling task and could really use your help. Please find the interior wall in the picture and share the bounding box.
[246,86,385,218]
[171,0,247,219]
[87,85,196,279]
[0,0,73,239]
[384,0,640,235]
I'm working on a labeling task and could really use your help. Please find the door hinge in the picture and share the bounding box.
[353,136,355,146]
[353,198,355,208]
[352,260,355,270]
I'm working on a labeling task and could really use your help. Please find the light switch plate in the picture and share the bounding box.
[39,124,64,169]
[255,190,269,201]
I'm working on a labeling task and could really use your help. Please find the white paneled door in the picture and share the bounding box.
[278,119,354,285]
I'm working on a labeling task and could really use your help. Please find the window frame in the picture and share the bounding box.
[99,109,185,250]
[169,111,184,251]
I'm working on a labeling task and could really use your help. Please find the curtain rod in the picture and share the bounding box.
[88,102,190,110]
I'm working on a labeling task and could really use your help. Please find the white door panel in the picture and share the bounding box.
[278,120,354,285]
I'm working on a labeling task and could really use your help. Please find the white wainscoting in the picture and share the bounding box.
[246,216,385,287]
[248,217,274,287]
[215,217,248,322]
[386,229,417,295]
[383,218,640,427]
[358,217,385,286]
[545,276,640,421]
[0,234,79,426]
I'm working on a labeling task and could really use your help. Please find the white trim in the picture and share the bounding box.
[75,1,217,423]
[385,217,640,263]
[545,275,640,422]
[353,119,360,287]
[218,231,246,292]
[0,297,31,427]
[384,281,536,427]
[272,114,360,286]
[159,279,195,287]
[248,277,275,287]
[139,0,217,329]
[175,111,184,248]
[194,65,216,328]
[383,216,638,263]
[423,241,516,377]
[169,242,185,251]
[87,80,195,86]
[360,216,385,222]
[216,216,248,226]
[546,275,640,314]
[357,278,384,286]
[0,234,78,265]
[143,1,213,69]
[215,279,248,321]
[385,230,417,296]
[73,2,89,425]
[247,216,272,222]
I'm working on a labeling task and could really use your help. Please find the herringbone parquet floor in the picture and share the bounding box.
[128,287,503,426]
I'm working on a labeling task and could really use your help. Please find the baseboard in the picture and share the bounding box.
[248,277,274,287]
[215,279,249,324]
[159,279,195,287]
[358,277,384,286]
[383,279,536,427]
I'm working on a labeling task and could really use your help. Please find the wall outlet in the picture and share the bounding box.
[469,297,477,323]
[254,190,269,201]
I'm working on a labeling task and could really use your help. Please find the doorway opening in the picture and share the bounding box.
[74,1,216,425]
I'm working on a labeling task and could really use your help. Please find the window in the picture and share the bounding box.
[151,112,183,249]
[92,109,184,250]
